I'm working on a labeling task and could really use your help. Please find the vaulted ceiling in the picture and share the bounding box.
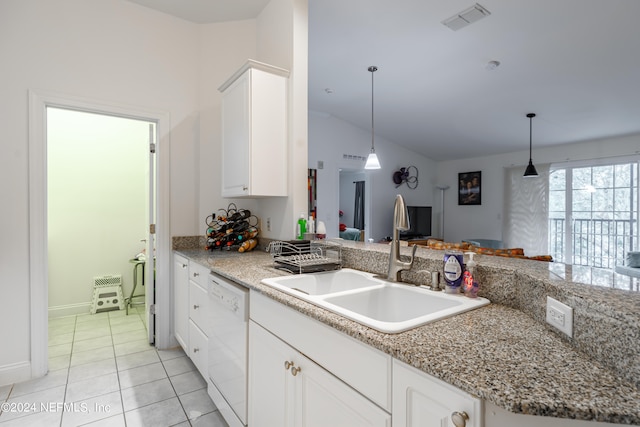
[128,0,640,161]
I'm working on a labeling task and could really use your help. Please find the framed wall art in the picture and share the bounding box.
[458,171,481,205]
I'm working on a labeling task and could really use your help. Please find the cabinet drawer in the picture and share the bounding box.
[188,261,209,290]
[250,291,392,412]
[189,281,209,331]
[189,320,208,378]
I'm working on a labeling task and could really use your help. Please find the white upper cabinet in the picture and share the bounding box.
[219,60,289,198]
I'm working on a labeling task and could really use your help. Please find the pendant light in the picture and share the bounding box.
[364,65,381,170]
[523,113,539,178]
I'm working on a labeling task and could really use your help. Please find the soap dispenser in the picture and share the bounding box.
[463,252,479,298]
[296,214,307,239]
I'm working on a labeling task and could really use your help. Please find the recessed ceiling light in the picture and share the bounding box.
[486,60,500,70]
[324,88,334,94]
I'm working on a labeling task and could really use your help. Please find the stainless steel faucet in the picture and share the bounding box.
[387,194,417,282]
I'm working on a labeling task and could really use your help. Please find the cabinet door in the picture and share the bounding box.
[248,320,295,427]
[173,254,189,351]
[221,70,251,197]
[296,352,391,427]
[249,320,390,427]
[189,320,208,378]
[393,360,481,427]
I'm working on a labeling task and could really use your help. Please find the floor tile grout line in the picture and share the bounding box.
[111,313,129,427]
[58,313,78,427]
[158,350,192,425]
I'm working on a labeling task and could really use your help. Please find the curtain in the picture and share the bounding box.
[503,164,550,256]
[353,181,365,230]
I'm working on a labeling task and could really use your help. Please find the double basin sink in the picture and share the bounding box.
[261,268,489,333]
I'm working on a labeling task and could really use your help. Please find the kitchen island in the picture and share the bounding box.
[175,239,640,425]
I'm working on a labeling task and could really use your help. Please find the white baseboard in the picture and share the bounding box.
[48,302,92,318]
[0,361,31,387]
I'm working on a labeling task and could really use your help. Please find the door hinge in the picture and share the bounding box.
[149,304,156,315]
[149,224,156,234]
[150,143,156,153]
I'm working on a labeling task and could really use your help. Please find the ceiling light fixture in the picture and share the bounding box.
[523,113,539,178]
[364,65,381,170]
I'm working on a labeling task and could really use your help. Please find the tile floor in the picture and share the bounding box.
[0,307,228,427]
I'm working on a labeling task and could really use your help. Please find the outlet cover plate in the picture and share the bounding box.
[546,296,573,338]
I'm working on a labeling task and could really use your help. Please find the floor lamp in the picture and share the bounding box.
[436,185,450,240]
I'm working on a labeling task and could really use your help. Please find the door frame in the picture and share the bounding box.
[28,90,172,378]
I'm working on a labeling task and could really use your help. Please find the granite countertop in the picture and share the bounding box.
[175,244,640,425]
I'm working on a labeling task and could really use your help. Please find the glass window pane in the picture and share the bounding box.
[615,163,631,187]
[549,190,565,212]
[592,188,613,211]
[573,167,591,190]
[615,188,631,212]
[549,169,566,191]
[572,189,592,213]
[592,165,613,188]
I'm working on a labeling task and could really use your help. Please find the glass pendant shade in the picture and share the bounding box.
[364,151,381,169]
[523,113,539,178]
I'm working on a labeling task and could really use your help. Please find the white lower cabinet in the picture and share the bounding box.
[249,320,391,427]
[393,360,482,427]
[173,253,189,351]
[189,319,208,376]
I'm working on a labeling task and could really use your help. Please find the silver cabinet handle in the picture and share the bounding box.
[193,272,200,277]
[193,347,199,353]
[181,263,187,268]
[451,411,469,427]
[193,304,199,310]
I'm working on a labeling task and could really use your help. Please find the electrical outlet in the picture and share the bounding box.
[546,296,573,337]
[266,217,271,232]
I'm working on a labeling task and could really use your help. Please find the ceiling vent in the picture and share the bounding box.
[442,3,491,31]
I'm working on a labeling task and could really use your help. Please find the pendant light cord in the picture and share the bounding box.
[529,114,533,160]
[527,113,536,161]
[368,66,377,152]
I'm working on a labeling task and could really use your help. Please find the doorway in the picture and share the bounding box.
[338,169,371,241]
[47,107,153,328]
[28,91,171,379]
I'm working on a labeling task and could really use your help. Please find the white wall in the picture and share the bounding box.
[198,19,260,228]
[47,108,148,316]
[0,0,199,384]
[436,132,640,244]
[197,0,308,242]
[0,0,308,385]
[255,0,309,240]
[309,113,437,241]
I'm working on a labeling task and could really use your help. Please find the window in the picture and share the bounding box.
[549,160,639,268]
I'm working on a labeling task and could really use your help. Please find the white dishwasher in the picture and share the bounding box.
[207,273,249,427]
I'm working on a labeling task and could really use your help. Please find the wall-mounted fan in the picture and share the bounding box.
[392,166,418,189]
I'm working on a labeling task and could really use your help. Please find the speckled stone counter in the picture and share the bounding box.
[175,241,640,425]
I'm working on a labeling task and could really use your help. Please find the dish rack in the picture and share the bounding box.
[267,240,342,274]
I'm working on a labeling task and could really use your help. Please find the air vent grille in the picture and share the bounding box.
[442,3,491,31]
[343,154,367,162]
